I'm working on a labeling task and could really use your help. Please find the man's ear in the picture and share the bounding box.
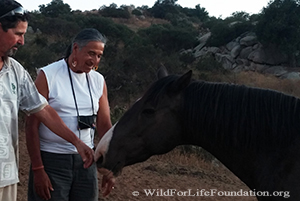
[72,43,78,53]
[0,23,6,33]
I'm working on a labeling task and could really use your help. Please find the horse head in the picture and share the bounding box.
[95,68,192,176]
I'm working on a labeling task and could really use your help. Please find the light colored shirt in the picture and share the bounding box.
[0,57,48,187]
[39,59,104,154]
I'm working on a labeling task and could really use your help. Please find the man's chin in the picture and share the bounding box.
[7,49,17,57]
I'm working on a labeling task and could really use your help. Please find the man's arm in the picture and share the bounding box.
[96,80,115,196]
[96,81,112,140]
[31,105,94,167]
[25,114,53,200]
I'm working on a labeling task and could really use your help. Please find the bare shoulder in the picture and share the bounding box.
[35,70,49,99]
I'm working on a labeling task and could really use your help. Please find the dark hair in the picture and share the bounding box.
[0,0,29,32]
[65,28,107,58]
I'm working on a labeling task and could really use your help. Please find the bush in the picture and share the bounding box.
[132,9,143,16]
[255,0,300,67]
[206,20,254,47]
[39,0,71,18]
[179,52,195,64]
[195,53,224,72]
[99,6,131,19]
[149,0,180,19]
[138,24,198,53]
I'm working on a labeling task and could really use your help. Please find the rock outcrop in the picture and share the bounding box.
[185,31,300,80]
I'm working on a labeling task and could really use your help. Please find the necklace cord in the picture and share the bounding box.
[66,59,95,139]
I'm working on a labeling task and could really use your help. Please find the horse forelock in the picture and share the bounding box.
[143,75,180,106]
[181,81,300,151]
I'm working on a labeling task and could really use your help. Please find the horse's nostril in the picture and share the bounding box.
[96,155,104,167]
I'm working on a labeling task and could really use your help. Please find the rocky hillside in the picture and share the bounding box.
[182,31,300,80]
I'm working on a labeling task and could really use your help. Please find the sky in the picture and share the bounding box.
[17,0,271,19]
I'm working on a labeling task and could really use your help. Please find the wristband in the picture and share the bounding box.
[32,165,44,171]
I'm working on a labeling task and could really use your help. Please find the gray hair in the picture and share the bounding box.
[72,28,107,50]
[65,28,107,58]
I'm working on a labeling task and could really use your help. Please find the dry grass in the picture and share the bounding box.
[196,70,300,98]
[234,71,300,98]
[154,147,216,171]
[110,16,169,32]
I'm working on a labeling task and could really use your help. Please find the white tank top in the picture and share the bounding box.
[38,59,104,154]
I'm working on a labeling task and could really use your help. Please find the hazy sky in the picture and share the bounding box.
[17,0,270,19]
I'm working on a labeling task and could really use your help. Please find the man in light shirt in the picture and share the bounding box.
[0,1,94,200]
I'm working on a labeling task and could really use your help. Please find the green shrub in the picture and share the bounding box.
[207,20,254,47]
[99,6,131,19]
[132,9,143,16]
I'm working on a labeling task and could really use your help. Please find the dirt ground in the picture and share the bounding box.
[17,126,257,201]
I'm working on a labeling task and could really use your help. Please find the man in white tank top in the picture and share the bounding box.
[26,28,114,201]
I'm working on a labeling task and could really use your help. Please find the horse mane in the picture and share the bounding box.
[143,74,300,151]
[182,80,300,151]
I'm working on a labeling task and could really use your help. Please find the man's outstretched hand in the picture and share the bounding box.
[74,140,94,168]
[101,174,116,197]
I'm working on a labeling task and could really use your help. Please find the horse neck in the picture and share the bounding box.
[180,82,228,145]
[179,82,278,191]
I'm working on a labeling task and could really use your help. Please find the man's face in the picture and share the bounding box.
[72,41,105,73]
[0,21,28,57]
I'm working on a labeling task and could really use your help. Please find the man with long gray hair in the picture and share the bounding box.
[26,28,115,201]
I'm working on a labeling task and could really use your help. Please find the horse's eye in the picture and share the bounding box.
[142,108,156,117]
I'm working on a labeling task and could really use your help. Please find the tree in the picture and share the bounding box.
[99,4,130,19]
[179,4,209,22]
[205,16,254,47]
[155,0,178,5]
[150,0,179,19]
[39,0,71,18]
[230,11,250,21]
[256,0,300,67]
[138,24,198,53]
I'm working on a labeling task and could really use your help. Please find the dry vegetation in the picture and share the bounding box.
[111,16,169,32]
[233,71,300,98]
[196,70,300,98]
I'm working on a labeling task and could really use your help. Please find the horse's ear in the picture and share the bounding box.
[169,70,192,93]
[157,65,168,79]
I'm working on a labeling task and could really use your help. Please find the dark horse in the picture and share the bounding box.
[95,68,300,200]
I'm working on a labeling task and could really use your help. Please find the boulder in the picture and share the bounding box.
[240,35,258,47]
[230,45,243,59]
[248,46,288,65]
[263,66,287,76]
[193,46,221,58]
[226,41,239,51]
[215,53,234,70]
[206,47,221,54]
[194,43,206,53]
[239,46,253,59]
[198,32,211,43]
[236,58,250,66]
[233,65,247,73]
[250,63,270,73]
[280,72,300,80]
